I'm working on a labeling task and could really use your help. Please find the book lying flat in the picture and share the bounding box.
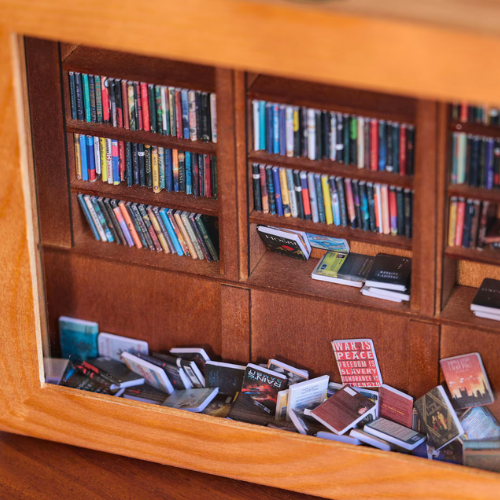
[312,252,374,288]
[226,392,271,426]
[361,286,405,303]
[364,418,426,451]
[162,387,219,413]
[349,429,394,451]
[123,384,169,405]
[364,254,411,291]
[460,407,500,441]
[311,385,377,435]
[362,286,410,302]
[316,431,362,445]
[471,279,500,315]
[85,357,145,389]
[473,311,500,321]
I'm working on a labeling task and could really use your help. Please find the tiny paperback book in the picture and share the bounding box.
[123,384,169,405]
[378,384,414,428]
[275,389,289,420]
[414,385,464,450]
[201,394,234,418]
[59,316,99,361]
[256,225,310,260]
[138,353,192,390]
[162,387,219,413]
[84,357,145,388]
[463,440,500,472]
[267,359,309,386]
[226,392,271,426]
[312,252,374,287]
[152,352,198,389]
[305,234,349,253]
[286,375,329,421]
[427,440,464,465]
[98,332,149,363]
[354,387,379,426]
[205,361,246,397]
[311,385,376,435]
[440,353,494,409]
[241,363,287,413]
[289,409,328,436]
[169,347,210,375]
[331,339,383,388]
[121,352,174,394]
[364,254,412,291]
[349,429,394,451]
[364,418,426,451]
[316,431,362,445]
[460,407,500,441]
[471,278,500,315]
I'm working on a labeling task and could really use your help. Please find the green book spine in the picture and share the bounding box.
[82,73,91,122]
[94,75,103,123]
[155,86,163,135]
[195,214,219,261]
[144,145,152,188]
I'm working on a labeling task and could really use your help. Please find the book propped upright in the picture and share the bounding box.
[97,332,149,363]
[414,385,464,450]
[205,361,246,397]
[471,278,500,320]
[267,359,309,386]
[256,225,310,260]
[169,347,210,375]
[365,254,411,292]
[378,384,414,428]
[59,316,99,361]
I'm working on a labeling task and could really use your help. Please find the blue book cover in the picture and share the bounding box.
[273,105,280,154]
[185,152,192,195]
[259,101,266,151]
[378,121,387,171]
[272,166,283,216]
[315,173,326,224]
[279,106,286,156]
[82,73,91,122]
[77,194,100,240]
[266,104,273,154]
[90,197,114,242]
[487,138,494,189]
[329,177,341,226]
[359,182,370,231]
[112,139,120,182]
[165,148,173,192]
[266,166,276,215]
[59,316,99,361]
[181,89,190,138]
[86,135,95,180]
[79,134,88,181]
[305,234,350,252]
[159,208,183,255]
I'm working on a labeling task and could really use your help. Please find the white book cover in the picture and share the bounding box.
[473,311,500,321]
[311,269,363,288]
[286,375,329,421]
[98,332,149,363]
[268,226,312,254]
[361,286,404,303]
[364,286,410,301]
[364,418,426,451]
[121,352,174,394]
[316,431,361,445]
[170,347,210,361]
[350,429,394,451]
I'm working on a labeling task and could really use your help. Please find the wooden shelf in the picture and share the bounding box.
[67,120,217,155]
[62,46,216,92]
[248,74,416,124]
[249,151,413,188]
[249,211,412,250]
[45,230,222,280]
[245,250,413,315]
[71,179,218,216]
[447,184,500,203]
[445,245,500,266]
[440,285,500,333]
[450,120,500,138]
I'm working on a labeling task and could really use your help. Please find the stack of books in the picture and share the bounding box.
[471,278,500,321]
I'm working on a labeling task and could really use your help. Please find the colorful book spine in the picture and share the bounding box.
[307,172,319,223]
[279,167,291,217]
[321,174,333,225]
[300,171,311,220]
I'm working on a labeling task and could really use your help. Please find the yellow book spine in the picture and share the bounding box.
[152,146,160,193]
[147,207,169,253]
[448,197,458,246]
[321,174,333,225]
[99,137,107,182]
[279,167,291,217]
[73,134,82,180]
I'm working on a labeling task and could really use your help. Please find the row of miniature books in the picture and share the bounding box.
[451,103,500,126]
[471,278,500,321]
[77,194,219,261]
[68,72,217,142]
[48,319,500,472]
[256,226,411,302]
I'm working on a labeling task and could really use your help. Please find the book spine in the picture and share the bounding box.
[321,174,333,225]
[366,182,376,231]
[469,199,481,248]
[200,92,210,141]
[286,168,296,217]
[153,206,175,254]
[105,138,112,184]
[118,140,125,182]
[139,204,162,251]
[68,72,77,120]
[294,107,302,157]
[74,72,84,120]
[399,124,407,176]
[73,134,82,180]
[128,203,151,249]
[204,155,212,198]
[96,197,118,242]
[396,187,404,236]
[135,82,143,130]
[352,179,362,229]
[181,211,203,259]
[109,201,132,246]
[151,146,160,193]
[293,170,304,220]
[79,134,88,181]
[93,136,100,175]
[286,106,294,157]
[199,154,205,197]
[84,195,107,241]
[300,171,311,220]
[175,211,197,258]
[370,119,378,171]
[158,146,165,190]
[307,108,316,160]
[195,214,219,261]
[381,184,390,235]
[357,117,364,168]
[162,87,169,136]
[271,166,283,216]
[462,199,473,248]
[448,196,458,246]
[82,73,91,122]
[86,135,96,182]
[344,178,355,228]
[118,201,142,248]
[386,122,393,172]
[359,181,370,231]
[159,208,183,255]
[494,141,500,187]
[104,198,126,245]
[307,172,319,223]
[329,176,341,226]
[374,183,382,233]
[77,194,100,240]
[185,151,192,195]
[477,200,489,248]
[179,151,186,193]
[336,114,344,163]
[108,78,117,126]
[301,107,308,158]
[407,126,415,176]
[393,123,400,174]
[155,85,163,134]
[315,110,322,160]
[330,112,336,161]
[91,196,114,241]
[110,140,119,184]
[487,138,494,189]
[147,207,169,253]
[315,173,326,224]
[389,186,398,236]
[279,105,286,156]
[189,213,211,260]
[279,167,291,217]
[273,104,280,154]
[378,120,386,171]
[266,166,276,215]
[349,116,357,166]
[189,90,198,142]
[114,79,123,127]
[259,100,266,151]
[404,188,412,238]
[343,114,350,165]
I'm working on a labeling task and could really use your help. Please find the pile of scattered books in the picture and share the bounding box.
[47,317,500,473]
[471,278,500,321]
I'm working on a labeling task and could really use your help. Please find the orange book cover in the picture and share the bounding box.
[118,201,142,249]
[380,184,390,235]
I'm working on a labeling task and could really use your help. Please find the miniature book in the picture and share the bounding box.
[364,417,426,451]
[378,384,414,428]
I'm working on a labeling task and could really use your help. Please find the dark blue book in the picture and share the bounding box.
[181,90,190,139]
[272,166,284,216]
[470,137,480,188]
[378,120,387,171]
[192,153,199,198]
[138,143,146,187]
[273,104,280,154]
[185,152,192,195]
[266,104,273,154]
[165,148,173,192]
[487,138,494,189]
[315,173,326,223]
[266,166,276,215]
[79,134,88,181]
[132,143,139,185]
[74,72,84,120]
[125,142,133,187]
[462,200,474,249]
[279,106,286,156]
[69,72,77,119]
[393,124,400,174]
[86,135,95,181]
[359,181,370,231]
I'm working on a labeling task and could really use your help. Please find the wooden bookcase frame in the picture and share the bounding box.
[2,1,500,497]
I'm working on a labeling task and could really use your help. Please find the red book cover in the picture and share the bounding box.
[379,384,413,428]
[118,140,126,181]
[241,363,287,413]
[121,80,129,129]
[370,119,378,171]
[204,154,212,198]
[459,102,468,123]
[140,82,150,132]
[455,198,466,246]
[259,164,269,213]
[175,90,183,138]
[101,77,110,124]
[344,178,356,224]
[111,140,119,178]
[331,339,383,388]
[389,187,398,236]
[440,353,494,409]
[135,82,143,130]
[399,125,407,176]
[301,184,311,220]
[380,184,390,235]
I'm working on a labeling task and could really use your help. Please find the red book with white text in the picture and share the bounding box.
[379,384,413,428]
[140,82,150,132]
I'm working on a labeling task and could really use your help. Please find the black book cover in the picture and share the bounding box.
[226,392,271,426]
[393,124,400,173]
[199,214,220,256]
[293,170,304,220]
[131,203,153,249]
[350,116,357,166]
[465,136,472,185]
[462,200,474,249]
[494,141,500,188]
[367,183,377,232]
[192,153,199,198]
[68,72,77,120]
[359,181,370,231]
[470,137,480,188]
[134,82,142,130]
[87,357,144,387]
[189,213,212,261]
[241,364,286,413]
[103,198,126,245]
[252,163,262,212]
[315,110,322,160]
[364,119,371,169]
[178,152,186,193]
[343,115,350,165]
[396,187,405,236]
[301,106,308,158]
[479,138,487,188]
[108,77,116,127]
[257,225,308,261]
[200,92,211,142]
[114,79,123,127]
[198,154,205,197]
[404,189,412,238]
[61,364,112,394]
[144,145,152,189]
[366,254,412,291]
[336,177,348,227]
[386,122,394,172]
[266,166,276,215]
[472,278,500,311]
[323,111,331,160]
[205,362,245,397]
[132,142,139,185]
[137,143,146,187]
[125,141,133,187]
[74,72,84,120]
[336,113,344,163]
[88,74,97,123]
[406,126,415,176]
[294,107,301,157]
[195,91,202,140]
[352,180,362,230]
[96,197,119,244]
[148,84,157,134]
[211,156,218,199]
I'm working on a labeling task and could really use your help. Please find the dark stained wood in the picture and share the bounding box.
[411,100,439,316]
[248,74,417,123]
[63,45,216,91]
[216,68,239,281]
[221,285,251,363]
[445,245,500,266]
[249,211,412,250]
[450,120,500,139]
[248,152,414,189]
[251,290,413,391]
[0,431,321,500]
[245,250,413,316]
[408,320,440,399]
[67,119,217,155]
[441,325,500,421]
[249,222,267,274]
[42,248,222,357]
[25,38,72,247]
[447,183,500,203]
